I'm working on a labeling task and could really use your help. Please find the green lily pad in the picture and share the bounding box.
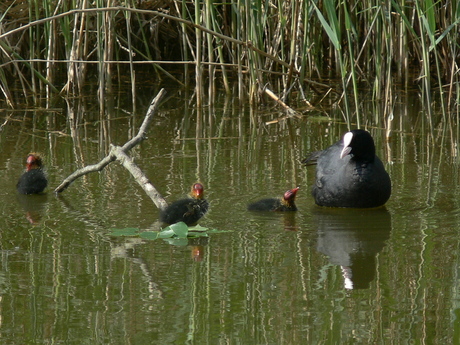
[188,225,209,232]
[188,232,209,238]
[109,222,228,244]
[169,222,189,238]
[158,228,176,238]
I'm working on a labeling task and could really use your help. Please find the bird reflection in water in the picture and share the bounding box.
[282,212,299,231]
[188,236,209,262]
[16,194,48,225]
[314,207,391,290]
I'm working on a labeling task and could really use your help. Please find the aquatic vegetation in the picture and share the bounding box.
[110,222,228,246]
[0,0,458,122]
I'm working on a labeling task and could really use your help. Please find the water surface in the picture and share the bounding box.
[1,87,459,343]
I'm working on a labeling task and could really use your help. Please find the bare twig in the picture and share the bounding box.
[264,88,302,124]
[0,114,12,131]
[111,146,168,211]
[54,89,168,211]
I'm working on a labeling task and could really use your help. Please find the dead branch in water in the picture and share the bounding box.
[54,88,168,211]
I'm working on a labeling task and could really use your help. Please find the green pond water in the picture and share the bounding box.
[1,86,460,344]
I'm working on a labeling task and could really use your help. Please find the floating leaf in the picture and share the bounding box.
[158,228,175,238]
[169,222,189,238]
[188,225,209,233]
[188,232,209,238]
[109,222,227,243]
[110,228,140,236]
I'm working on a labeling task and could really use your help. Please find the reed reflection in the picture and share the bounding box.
[314,207,391,290]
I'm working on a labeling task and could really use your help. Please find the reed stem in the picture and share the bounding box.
[0,0,457,124]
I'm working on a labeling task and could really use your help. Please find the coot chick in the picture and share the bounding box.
[17,153,48,195]
[303,129,391,208]
[247,187,299,211]
[160,183,209,225]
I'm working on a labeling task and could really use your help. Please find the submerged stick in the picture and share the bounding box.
[54,89,168,211]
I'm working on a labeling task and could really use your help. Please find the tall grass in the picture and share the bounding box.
[0,0,459,123]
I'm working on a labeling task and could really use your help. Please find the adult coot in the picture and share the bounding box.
[17,153,48,194]
[160,183,209,225]
[303,130,391,208]
[247,187,299,211]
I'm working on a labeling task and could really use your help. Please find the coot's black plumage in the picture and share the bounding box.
[303,130,391,208]
[247,187,299,212]
[17,153,48,195]
[160,183,209,225]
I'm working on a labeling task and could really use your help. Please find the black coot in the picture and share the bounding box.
[303,130,391,208]
[17,153,48,195]
[160,183,209,225]
[247,187,299,211]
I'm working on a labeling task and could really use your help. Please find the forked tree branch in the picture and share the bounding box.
[54,88,168,211]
